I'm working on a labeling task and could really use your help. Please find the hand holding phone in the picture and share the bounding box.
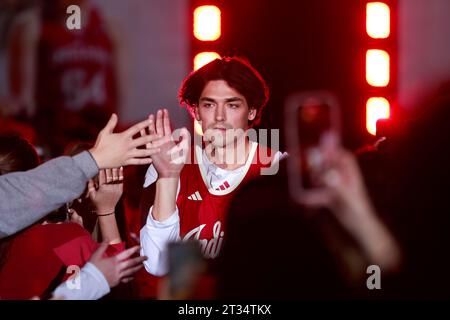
[284,91,341,204]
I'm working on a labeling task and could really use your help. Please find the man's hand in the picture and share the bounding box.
[89,243,148,287]
[89,114,161,169]
[140,109,190,221]
[140,109,190,179]
[88,168,123,214]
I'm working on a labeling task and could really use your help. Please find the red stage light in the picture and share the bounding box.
[366,49,390,87]
[194,5,221,41]
[366,2,390,39]
[366,97,390,135]
[194,52,221,70]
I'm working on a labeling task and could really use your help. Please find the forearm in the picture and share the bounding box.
[140,206,180,276]
[97,214,122,244]
[0,151,98,238]
[357,216,400,271]
[152,177,179,221]
[343,200,400,271]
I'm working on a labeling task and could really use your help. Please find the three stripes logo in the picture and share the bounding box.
[215,181,230,191]
[188,191,203,201]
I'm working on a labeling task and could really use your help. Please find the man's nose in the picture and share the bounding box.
[215,104,226,122]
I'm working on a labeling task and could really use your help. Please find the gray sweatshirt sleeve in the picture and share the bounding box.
[0,151,99,238]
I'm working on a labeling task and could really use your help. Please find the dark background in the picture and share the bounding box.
[191,0,398,150]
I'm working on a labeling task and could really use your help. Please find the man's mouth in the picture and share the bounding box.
[212,126,229,132]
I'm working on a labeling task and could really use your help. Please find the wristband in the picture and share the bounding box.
[97,211,115,217]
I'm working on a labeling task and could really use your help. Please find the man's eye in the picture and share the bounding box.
[203,103,213,108]
[228,104,239,109]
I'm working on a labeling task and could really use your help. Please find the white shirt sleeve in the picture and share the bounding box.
[140,164,181,277]
[140,165,180,276]
[140,206,181,276]
[52,262,110,300]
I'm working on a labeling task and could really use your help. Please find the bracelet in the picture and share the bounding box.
[96,211,115,217]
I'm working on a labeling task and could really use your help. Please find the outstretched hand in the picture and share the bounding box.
[89,114,161,169]
[140,109,190,178]
[88,168,124,214]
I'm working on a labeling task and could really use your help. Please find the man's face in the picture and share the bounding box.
[195,80,256,148]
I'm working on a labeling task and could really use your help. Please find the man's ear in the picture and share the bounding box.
[194,105,201,121]
[248,108,257,121]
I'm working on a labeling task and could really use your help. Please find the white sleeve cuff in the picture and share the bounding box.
[52,262,110,300]
[140,206,180,276]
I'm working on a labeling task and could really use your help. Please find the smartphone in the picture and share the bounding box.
[284,91,341,203]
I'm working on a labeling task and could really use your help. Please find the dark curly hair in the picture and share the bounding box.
[0,135,40,175]
[179,57,269,127]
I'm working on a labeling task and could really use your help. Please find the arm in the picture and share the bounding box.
[52,262,110,300]
[52,244,147,300]
[139,164,181,276]
[139,176,179,276]
[326,150,401,271]
[88,168,124,244]
[138,110,190,276]
[0,151,98,238]
[153,178,179,221]
[140,205,181,276]
[0,114,160,238]
[334,193,401,271]
[301,148,402,272]
[146,109,189,221]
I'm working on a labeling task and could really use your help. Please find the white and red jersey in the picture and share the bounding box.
[140,141,286,276]
[35,6,117,121]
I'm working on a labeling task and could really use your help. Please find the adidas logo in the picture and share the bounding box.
[188,191,202,201]
[215,181,230,191]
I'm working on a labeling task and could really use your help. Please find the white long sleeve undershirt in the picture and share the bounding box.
[52,262,110,300]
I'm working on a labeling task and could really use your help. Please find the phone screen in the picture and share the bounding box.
[285,91,340,202]
[297,97,333,188]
